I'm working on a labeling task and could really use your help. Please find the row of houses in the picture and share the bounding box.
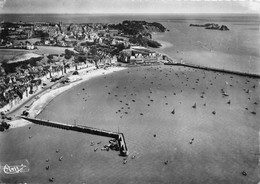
[5,41,36,50]
[118,46,161,64]
[0,52,107,113]
[0,76,42,112]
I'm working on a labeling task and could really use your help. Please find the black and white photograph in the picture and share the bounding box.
[0,0,259,183]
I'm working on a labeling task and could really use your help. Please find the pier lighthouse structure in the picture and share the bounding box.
[117,133,129,156]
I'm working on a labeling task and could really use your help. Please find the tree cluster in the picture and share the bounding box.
[108,20,166,36]
[64,49,75,59]
[129,35,161,48]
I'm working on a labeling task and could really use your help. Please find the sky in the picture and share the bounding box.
[0,0,259,14]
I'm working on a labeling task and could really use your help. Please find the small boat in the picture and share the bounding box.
[171,109,175,114]
[241,171,247,176]
[222,92,229,97]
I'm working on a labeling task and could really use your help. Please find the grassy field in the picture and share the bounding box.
[0,45,73,63]
[34,46,73,55]
[0,49,32,63]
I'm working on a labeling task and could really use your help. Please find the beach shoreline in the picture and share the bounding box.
[152,33,173,50]
[8,66,127,129]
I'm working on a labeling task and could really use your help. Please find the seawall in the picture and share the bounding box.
[165,62,260,78]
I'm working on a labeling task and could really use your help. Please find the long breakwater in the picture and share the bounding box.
[165,62,260,79]
[20,116,128,156]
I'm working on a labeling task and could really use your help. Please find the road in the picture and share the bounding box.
[6,73,71,118]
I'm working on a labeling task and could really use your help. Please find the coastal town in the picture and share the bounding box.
[0,20,171,130]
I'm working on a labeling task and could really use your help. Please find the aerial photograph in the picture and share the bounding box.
[0,0,259,183]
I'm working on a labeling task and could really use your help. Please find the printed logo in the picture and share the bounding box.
[0,159,29,175]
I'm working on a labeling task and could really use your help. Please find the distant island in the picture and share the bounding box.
[190,23,229,31]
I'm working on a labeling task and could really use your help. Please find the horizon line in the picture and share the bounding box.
[0,12,259,15]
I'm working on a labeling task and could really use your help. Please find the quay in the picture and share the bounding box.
[20,116,128,156]
[165,62,260,79]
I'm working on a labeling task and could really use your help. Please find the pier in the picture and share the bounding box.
[165,62,260,79]
[20,116,128,156]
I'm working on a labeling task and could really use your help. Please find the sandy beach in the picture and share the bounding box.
[7,66,126,129]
